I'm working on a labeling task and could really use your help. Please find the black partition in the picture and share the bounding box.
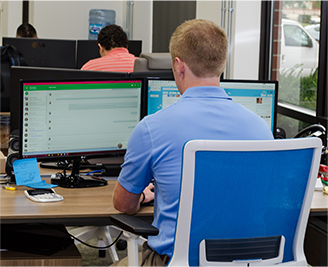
[3,38,76,69]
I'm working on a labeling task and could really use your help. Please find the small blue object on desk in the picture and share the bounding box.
[13,158,57,188]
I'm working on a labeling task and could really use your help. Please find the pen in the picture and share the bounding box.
[2,185,16,191]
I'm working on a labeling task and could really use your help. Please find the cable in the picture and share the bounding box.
[85,169,104,176]
[42,223,123,250]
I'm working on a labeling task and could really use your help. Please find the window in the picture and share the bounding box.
[284,25,312,47]
[263,1,327,139]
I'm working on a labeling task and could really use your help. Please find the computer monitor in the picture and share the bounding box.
[10,66,128,133]
[19,78,143,188]
[130,71,174,117]
[3,37,76,69]
[76,40,142,69]
[146,77,278,133]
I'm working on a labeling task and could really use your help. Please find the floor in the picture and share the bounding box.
[76,237,128,266]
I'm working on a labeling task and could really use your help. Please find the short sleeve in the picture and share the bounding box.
[117,119,153,194]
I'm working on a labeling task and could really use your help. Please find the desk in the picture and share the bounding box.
[304,188,328,266]
[1,173,327,265]
[0,179,154,225]
[309,189,328,215]
[0,176,326,223]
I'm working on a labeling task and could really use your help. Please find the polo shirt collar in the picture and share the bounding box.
[181,86,232,100]
[106,47,129,56]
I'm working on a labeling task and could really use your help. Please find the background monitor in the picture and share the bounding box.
[3,38,76,69]
[130,71,174,117]
[76,40,142,69]
[19,78,143,187]
[10,66,128,133]
[146,77,278,134]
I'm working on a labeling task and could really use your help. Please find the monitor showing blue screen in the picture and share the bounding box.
[146,78,277,133]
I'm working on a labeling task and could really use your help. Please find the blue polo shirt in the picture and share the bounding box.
[117,86,273,257]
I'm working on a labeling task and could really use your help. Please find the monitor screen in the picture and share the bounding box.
[130,71,174,118]
[146,78,278,133]
[19,78,143,187]
[76,40,142,69]
[10,66,128,133]
[3,38,76,69]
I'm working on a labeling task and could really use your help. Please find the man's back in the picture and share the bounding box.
[114,19,275,266]
[81,47,136,72]
[118,85,274,256]
[81,25,136,73]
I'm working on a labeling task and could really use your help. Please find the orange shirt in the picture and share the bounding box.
[81,47,136,72]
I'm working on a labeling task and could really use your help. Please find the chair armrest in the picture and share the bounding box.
[110,214,159,236]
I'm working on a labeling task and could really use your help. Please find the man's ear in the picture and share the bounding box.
[98,43,105,56]
[174,57,185,77]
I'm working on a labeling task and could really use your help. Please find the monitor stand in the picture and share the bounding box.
[50,159,107,188]
[40,159,90,170]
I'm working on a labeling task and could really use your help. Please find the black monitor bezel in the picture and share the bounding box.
[10,66,129,133]
[19,77,145,163]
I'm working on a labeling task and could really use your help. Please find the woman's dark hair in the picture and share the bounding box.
[16,23,37,38]
[97,24,128,50]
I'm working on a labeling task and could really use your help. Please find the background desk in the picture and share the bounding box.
[305,189,328,266]
[0,179,153,225]
[310,189,328,215]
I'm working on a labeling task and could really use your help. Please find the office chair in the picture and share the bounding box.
[110,138,322,266]
[133,53,172,72]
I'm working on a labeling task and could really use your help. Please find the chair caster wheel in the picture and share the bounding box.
[99,250,106,258]
[116,239,127,250]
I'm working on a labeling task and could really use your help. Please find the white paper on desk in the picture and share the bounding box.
[315,178,323,191]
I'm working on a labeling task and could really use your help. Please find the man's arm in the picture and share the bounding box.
[113,182,155,215]
[113,182,142,215]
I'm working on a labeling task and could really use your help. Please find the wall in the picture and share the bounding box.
[0,0,153,53]
[132,1,152,53]
[197,1,261,80]
[233,1,261,79]
[0,1,22,41]
[0,0,261,79]
[31,1,125,40]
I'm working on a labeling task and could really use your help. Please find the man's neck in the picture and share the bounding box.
[179,70,220,94]
[172,57,221,95]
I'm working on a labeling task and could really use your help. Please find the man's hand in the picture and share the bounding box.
[142,183,154,204]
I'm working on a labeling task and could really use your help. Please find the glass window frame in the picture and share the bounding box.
[259,1,328,134]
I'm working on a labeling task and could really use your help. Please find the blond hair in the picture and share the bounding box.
[169,19,228,78]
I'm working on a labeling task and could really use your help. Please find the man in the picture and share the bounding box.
[113,19,273,266]
[16,23,38,38]
[81,24,136,72]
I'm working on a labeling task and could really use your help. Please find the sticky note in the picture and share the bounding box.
[13,158,41,186]
[25,180,57,189]
[13,158,57,188]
